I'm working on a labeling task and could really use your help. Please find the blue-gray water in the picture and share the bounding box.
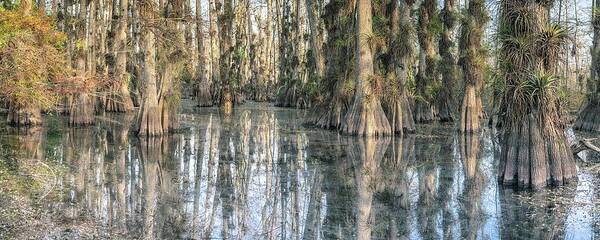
[0,103,598,239]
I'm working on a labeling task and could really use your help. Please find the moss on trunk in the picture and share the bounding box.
[498,0,576,190]
[458,0,488,133]
[342,0,391,136]
[414,0,437,123]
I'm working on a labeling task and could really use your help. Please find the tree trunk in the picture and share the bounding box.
[105,0,133,112]
[341,0,391,136]
[305,0,324,80]
[414,0,437,123]
[196,0,212,107]
[219,0,233,114]
[208,0,220,105]
[37,0,45,13]
[7,102,42,126]
[384,0,417,135]
[136,0,163,136]
[498,0,577,190]
[574,0,600,131]
[458,0,487,133]
[70,0,95,126]
[436,0,457,122]
[21,0,32,15]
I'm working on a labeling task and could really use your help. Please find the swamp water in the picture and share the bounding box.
[0,103,599,239]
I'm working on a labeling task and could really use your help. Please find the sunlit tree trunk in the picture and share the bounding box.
[436,0,457,122]
[305,0,324,80]
[105,0,134,112]
[341,0,391,136]
[219,0,234,113]
[498,0,577,190]
[209,0,220,106]
[574,0,600,131]
[136,0,163,136]
[70,0,96,126]
[458,0,488,133]
[414,0,437,123]
[196,0,212,107]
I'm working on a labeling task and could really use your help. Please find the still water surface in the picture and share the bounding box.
[0,103,599,239]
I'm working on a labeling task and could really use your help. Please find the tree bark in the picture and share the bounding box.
[305,0,324,80]
[136,0,163,136]
[341,0,391,136]
[196,0,212,107]
[458,0,488,133]
[574,0,600,131]
[70,0,95,126]
[414,0,437,123]
[208,0,220,106]
[436,0,458,122]
[219,0,234,114]
[384,0,417,135]
[105,0,134,112]
[498,0,577,190]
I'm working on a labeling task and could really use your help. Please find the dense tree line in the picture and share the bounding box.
[0,0,597,189]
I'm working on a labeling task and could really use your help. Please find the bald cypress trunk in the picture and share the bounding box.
[105,0,133,112]
[384,0,416,135]
[436,0,457,122]
[196,0,212,107]
[208,0,220,106]
[458,0,488,133]
[574,0,600,131]
[341,0,391,136]
[70,0,95,126]
[136,0,163,136]
[305,0,324,80]
[498,0,576,190]
[219,0,234,114]
[414,0,437,123]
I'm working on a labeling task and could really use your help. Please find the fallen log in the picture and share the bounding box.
[571,138,600,155]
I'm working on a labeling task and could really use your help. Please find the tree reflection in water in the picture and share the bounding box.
[1,105,598,239]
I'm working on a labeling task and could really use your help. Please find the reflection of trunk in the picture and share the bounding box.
[459,134,484,240]
[414,0,437,123]
[459,0,488,133]
[416,140,438,240]
[203,116,220,238]
[574,0,600,131]
[436,0,457,122]
[105,0,133,112]
[498,0,577,189]
[110,115,132,231]
[139,138,162,240]
[342,0,391,136]
[347,138,389,240]
[379,136,414,239]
